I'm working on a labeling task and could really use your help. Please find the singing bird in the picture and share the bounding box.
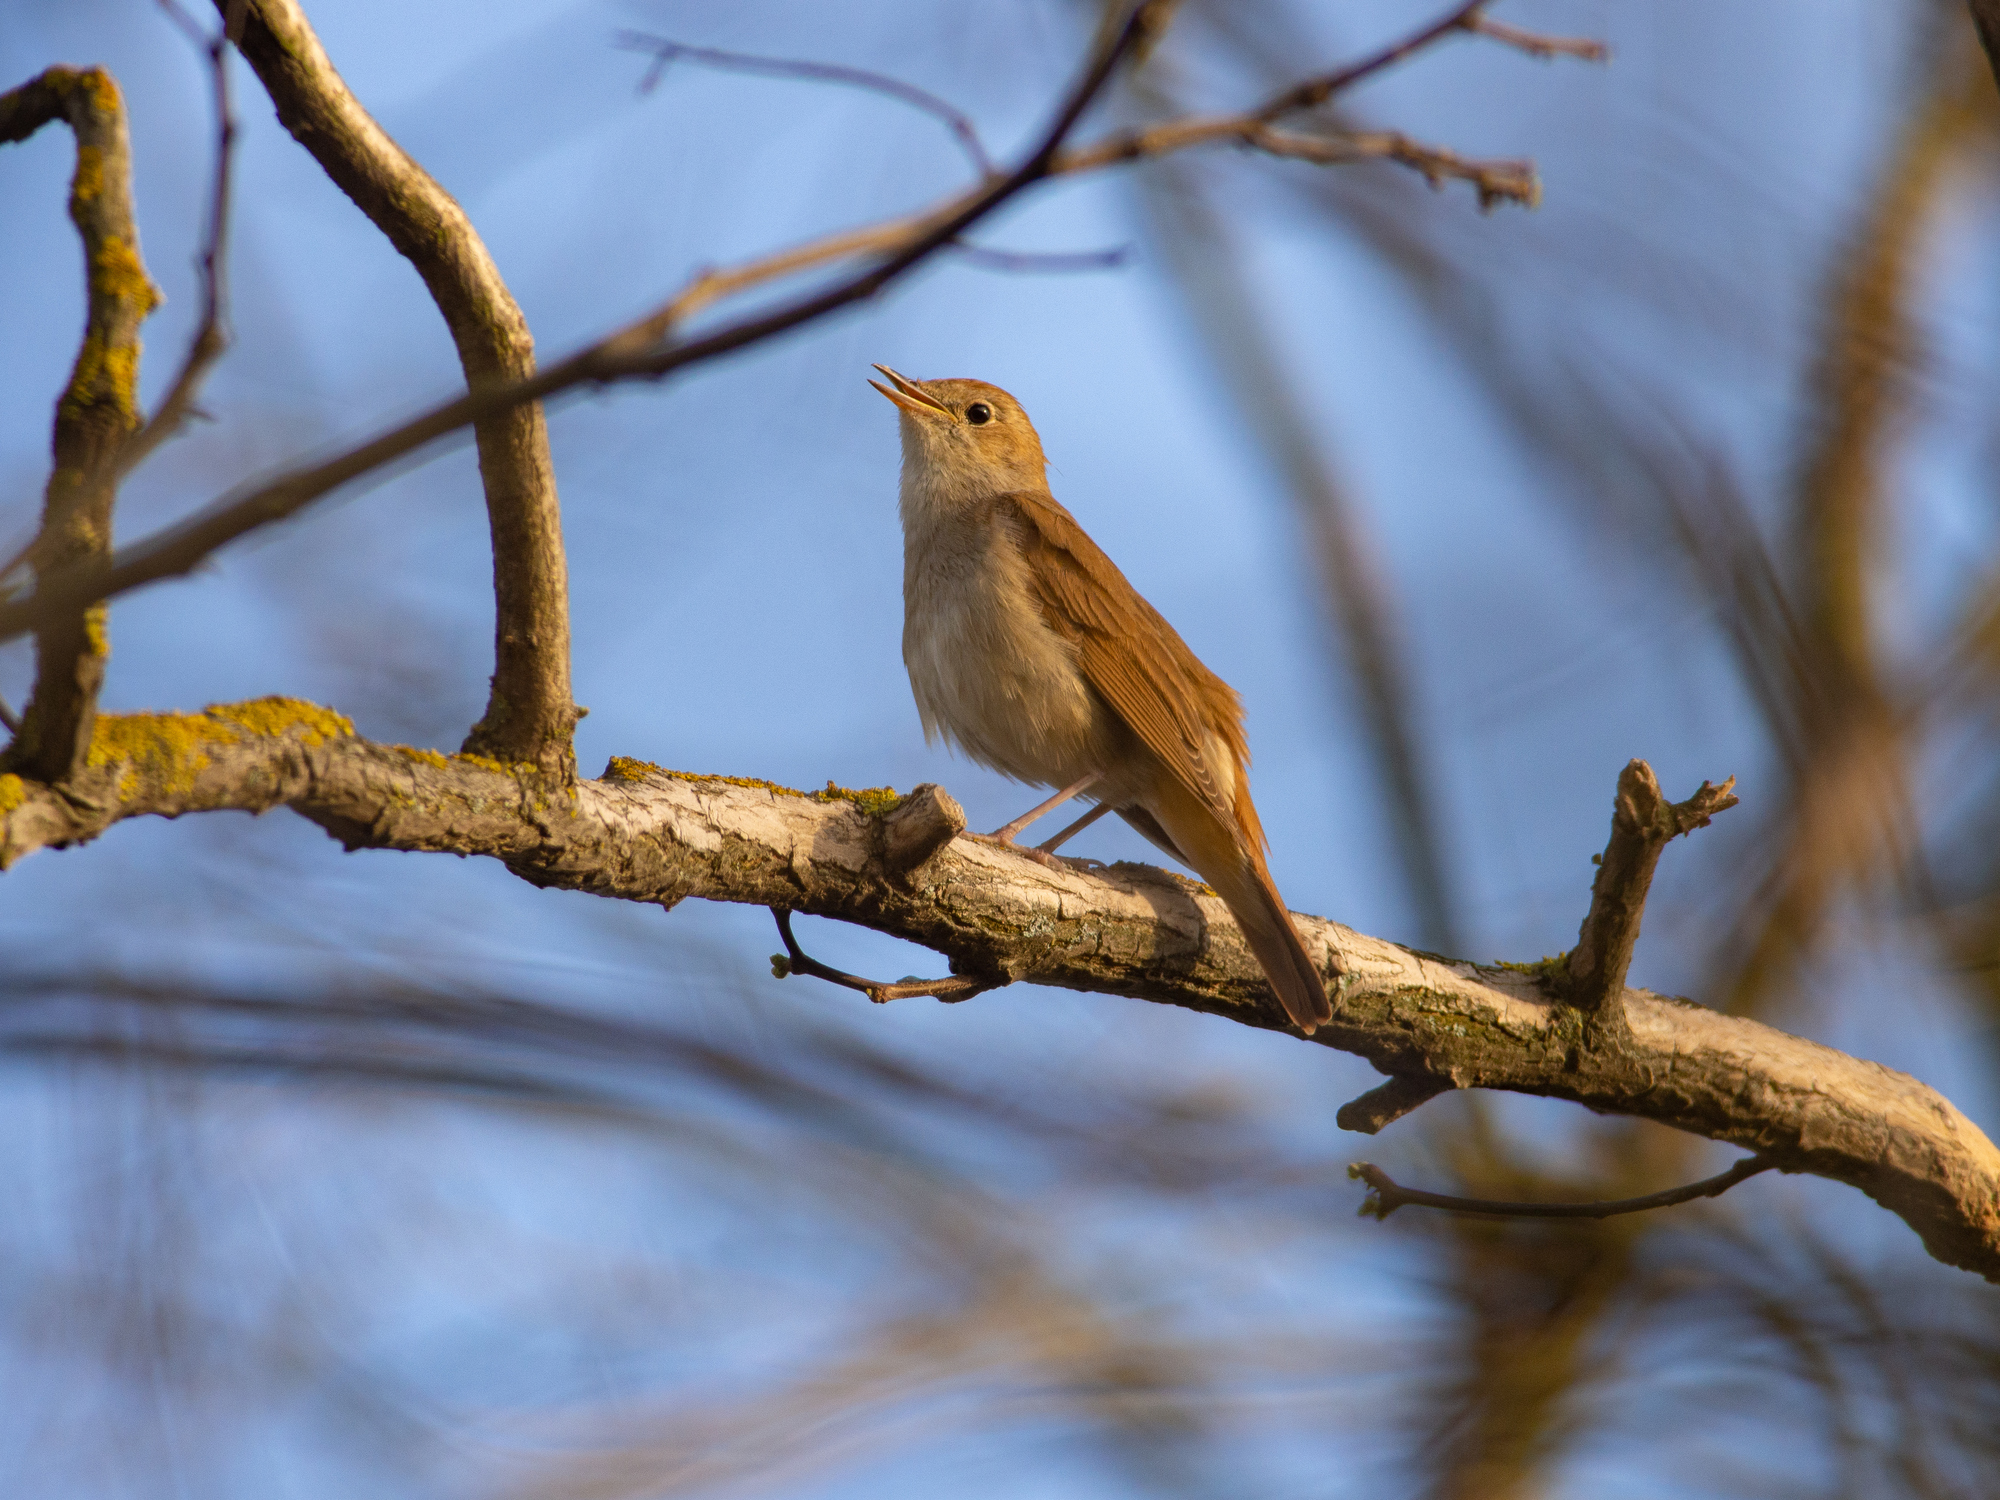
[870,366,1335,1034]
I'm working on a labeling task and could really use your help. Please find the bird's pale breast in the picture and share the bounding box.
[901,507,1108,788]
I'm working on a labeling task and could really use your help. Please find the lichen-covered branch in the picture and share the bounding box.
[0,67,162,782]
[1,699,1995,1280]
[218,0,578,776]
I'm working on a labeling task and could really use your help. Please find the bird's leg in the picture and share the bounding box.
[1036,800,1111,854]
[971,773,1102,865]
[985,772,1101,843]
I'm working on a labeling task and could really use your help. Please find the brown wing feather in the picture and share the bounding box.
[1002,490,1251,833]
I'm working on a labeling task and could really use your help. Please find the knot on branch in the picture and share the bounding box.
[879,782,965,874]
[1564,760,1738,1022]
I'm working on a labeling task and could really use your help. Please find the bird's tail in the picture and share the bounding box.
[1143,786,1332,1035]
[1211,856,1332,1035]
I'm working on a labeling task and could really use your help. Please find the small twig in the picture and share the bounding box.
[1257,0,1488,118]
[1255,126,1538,210]
[768,908,1002,1004]
[1349,1155,1777,1221]
[0,691,19,735]
[950,241,1131,273]
[1337,1072,1454,1134]
[114,0,240,483]
[1461,13,1609,63]
[615,32,995,176]
[1565,760,1738,1018]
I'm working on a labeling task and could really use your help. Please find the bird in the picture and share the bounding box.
[869,365,1335,1035]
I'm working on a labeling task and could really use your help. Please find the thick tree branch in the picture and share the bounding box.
[0,702,1994,1279]
[0,67,162,783]
[0,0,1545,650]
[217,0,579,776]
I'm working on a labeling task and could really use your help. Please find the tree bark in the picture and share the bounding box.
[3,699,1995,1281]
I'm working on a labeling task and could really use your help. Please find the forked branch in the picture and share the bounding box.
[1566,760,1739,1020]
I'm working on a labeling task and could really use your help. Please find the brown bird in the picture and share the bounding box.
[870,366,1334,1034]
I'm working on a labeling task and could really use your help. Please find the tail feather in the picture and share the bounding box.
[1216,860,1332,1034]
[1139,779,1333,1034]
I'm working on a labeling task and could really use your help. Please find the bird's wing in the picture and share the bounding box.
[1002,489,1251,833]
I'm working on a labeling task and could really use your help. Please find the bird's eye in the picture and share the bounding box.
[965,402,993,425]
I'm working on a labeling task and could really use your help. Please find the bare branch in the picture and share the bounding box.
[1252,0,1493,118]
[949,242,1132,273]
[112,0,240,482]
[0,705,1995,1278]
[1061,119,1540,209]
[1337,1072,1456,1133]
[1566,760,1738,1019]
[1460,13,1610,64]
[0,67,162,783]
[614,32,995,175]
[0,0,1532,649]
[771,909,1003,1004]
[1349,1155,1775,1221]
[218,0,579,775]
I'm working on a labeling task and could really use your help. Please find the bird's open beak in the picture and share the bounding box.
[869,364,951,420]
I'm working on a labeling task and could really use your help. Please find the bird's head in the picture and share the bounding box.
[870,366,1048,498]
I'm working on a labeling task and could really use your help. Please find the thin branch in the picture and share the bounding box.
[0,1,1168,646]
[770,909,1003,1004]
[0,692,18,736]
[0,0,1529,648]
[1460,13,1610,64]
[949,241,1132,273]
[1254,0,1491,118]
[1337,1072,1455,1133]
[1565,760,1737,1018]
[1349,1155,1777,1221]
[615,32,994,176]
[112,0,240,482]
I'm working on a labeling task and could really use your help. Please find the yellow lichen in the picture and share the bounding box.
[813,780,900,817]
[92,236,162,315]
[69,142,104,205]
[209,696,352,745]
[81,606,108,661]
[393,745,449,770]
[603,755,665,783]
[450,750,533,777]
[87,697,354,799]
[80,67,121,119]
[597,759,901,816]
[61,333,142,421]
[0,774,23,815]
